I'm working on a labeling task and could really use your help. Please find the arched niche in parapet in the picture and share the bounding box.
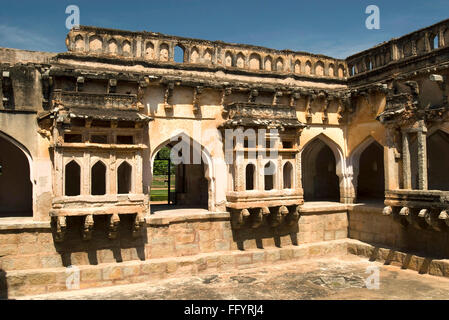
[384,50,391,64]
[122,40,132,57]
[304,60,312,75]
[337,64,345,78]
[74,34,85,52]
[89,35,103,53]
[145,41,155,60]
[403,41,413,57]
[416,36,427,54]
[203,48,213,64]
[349,137,385,203]
[159,43,169,62]
[264,56,273,71]
[275,57,284,72]
[236,52,245,68]
[174,44,185,63]
[224,51,233,67]
[427,130,449,191]
[431,33,440,50]
[249,53,262,70]
[107,38,118,55]
[444,28,449,48]
[328,63,335,77]
[190,46,200,63]
[314,61,324,76]
[293,60,301,74]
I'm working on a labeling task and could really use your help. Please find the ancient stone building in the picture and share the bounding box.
[1,19,449,297]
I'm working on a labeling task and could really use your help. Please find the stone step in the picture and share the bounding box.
[1,239,348,298]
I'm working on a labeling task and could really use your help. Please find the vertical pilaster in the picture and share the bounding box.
[417,122,428,190]
[402,131,412,189]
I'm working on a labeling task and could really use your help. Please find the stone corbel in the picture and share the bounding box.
[108,79,117,94]
[424,209,445,231]
[132,212,146,238]
[136,79,148,110]
[221,87,232,106]
[438,210,449,228]
[192,86,204,114]
[108,213,120,239]
[322,98,330,123]
[164,82,174,111]
[285,205,301,226]
[269,206,288,228]
[290,92,300,108]
[305,94,316,123]
[54,216,67,242]
[82,214,94,240]
[248,89,258,103]
[231,208,250,229]
[251,208,263,229]
[41,70,53,109]
[76,76,84,92]
[272,91,282,105]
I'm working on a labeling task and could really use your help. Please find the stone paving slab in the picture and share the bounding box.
[18,255,449,300]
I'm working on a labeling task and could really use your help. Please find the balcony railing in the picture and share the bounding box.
[53,89,138,110]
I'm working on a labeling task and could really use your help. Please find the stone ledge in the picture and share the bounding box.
[2,239,348,298]
[0,218,51,231]
[300,202,348,214]
[348,203,384,214]
[146,210,230,226]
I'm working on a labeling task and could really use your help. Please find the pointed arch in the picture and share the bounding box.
[91,160,107,195]
[301,133,346,202]
[348,136,385,201]
[0,131,33,216]
[151,131,215,211]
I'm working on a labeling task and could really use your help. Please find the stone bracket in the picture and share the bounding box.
[54,216,67,242]
[108,213,120,239]
[82,214,94,241]
[132,212,146,238]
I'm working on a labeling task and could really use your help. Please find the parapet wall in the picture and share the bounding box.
[347,18,449,77]
[66,26,347,79]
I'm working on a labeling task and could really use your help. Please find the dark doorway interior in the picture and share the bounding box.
[357,142,385,201]
[302,139,339,202]
[0,135,32,216]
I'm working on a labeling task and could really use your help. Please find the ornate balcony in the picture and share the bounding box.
[53,89,138,110]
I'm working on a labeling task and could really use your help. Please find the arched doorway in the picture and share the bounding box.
[301,138,340,201]
[427,130,449,191]
[0,133,32,216]
[151,134,211,211]
[357,141,385,201]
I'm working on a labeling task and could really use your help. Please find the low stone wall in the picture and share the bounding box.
[348,204,449,258]
[3,240,349,298]
[0,205,349,272]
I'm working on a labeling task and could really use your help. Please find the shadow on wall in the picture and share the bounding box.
[51,215,148,267]
[231,223,299,250]
[0,268,7,300]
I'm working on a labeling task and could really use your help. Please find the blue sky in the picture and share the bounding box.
[0,0,448,59]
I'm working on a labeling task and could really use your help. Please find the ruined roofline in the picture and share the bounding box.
[0,47,57,65]
[346,17,449,60]
[345,17,449,77]
[69,25,346,62]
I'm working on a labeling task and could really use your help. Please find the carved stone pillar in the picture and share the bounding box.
[417,121,428,190]
[402,130,412,189]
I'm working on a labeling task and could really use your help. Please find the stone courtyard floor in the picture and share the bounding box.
[16,255,449,300]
